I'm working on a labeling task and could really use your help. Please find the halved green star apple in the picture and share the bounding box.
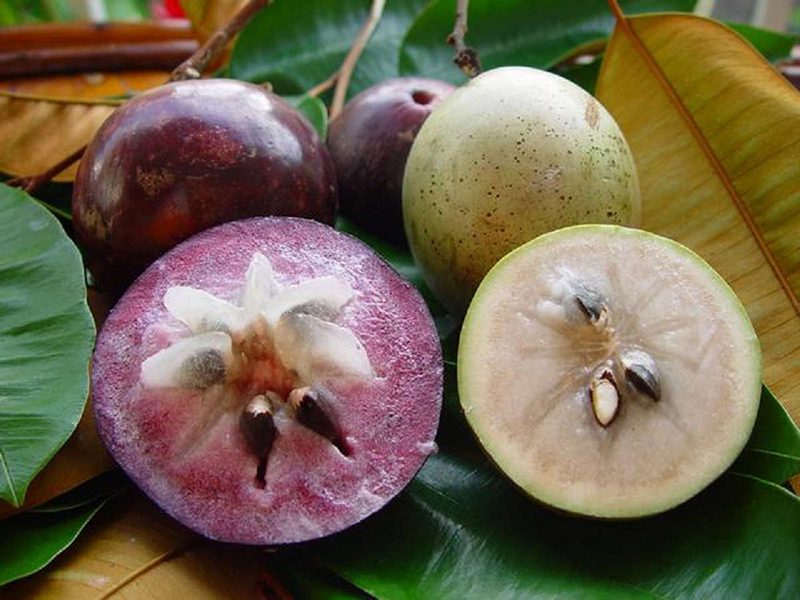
[458,225,761,518]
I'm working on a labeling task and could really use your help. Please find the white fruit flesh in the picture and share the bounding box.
[459,225,761,518]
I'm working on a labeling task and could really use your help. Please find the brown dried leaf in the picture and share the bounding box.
[0,92,119,181]
[597,8,800,421]
[4,494,279,599]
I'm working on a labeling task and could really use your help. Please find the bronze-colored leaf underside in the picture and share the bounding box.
[597,5,800,421]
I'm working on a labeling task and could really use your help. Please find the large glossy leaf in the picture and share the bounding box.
[303,369,799,599]
[0,497,108,586]
[595,10,800,421]
[398,0,695,85]
[348,0,431,97]
[229,0,370,94]
[732,387,800,484]
[0,185,95,506]
[229,0,431,98]
[0,403,113,520]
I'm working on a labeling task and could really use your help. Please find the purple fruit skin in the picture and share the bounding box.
[327,77,455,243]
[72,79,338,292]
[92,217,443,545]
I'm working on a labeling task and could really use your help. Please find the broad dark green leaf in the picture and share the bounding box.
[285,94,329,140]
[0,184,95,506]
[349,0,431,97]
[30,471,127,514]
[398,0,695,85]
[728,23,796,63]
[272,555,372,600]
[733,387,800,484]
[305,369,799,599]
[229,0,370,94]
[0,497,108,586]
[229,0,432,99]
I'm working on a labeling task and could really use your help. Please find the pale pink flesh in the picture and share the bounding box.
[92,218,442,544]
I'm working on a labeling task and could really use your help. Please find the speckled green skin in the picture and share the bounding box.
[403,67,641,315]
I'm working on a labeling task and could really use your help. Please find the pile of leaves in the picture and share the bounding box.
[1,0,798,597]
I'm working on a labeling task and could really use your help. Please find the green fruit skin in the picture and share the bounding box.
[403,66,642,316]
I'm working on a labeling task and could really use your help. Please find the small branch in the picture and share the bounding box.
[0,41,197,78]
[446,0,481,78]
[305,69,340,98]
[171,0,271,81]
[7,145,87,195]
[329,0,386,120]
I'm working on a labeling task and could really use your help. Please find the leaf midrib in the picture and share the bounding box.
[0,443,18,506]
[605,2,800,318]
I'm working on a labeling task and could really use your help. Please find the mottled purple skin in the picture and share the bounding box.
[328,77,455,243]
[73,79,338,293]
[92,217,442,545]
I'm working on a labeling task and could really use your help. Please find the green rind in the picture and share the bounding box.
[458,224,762,518]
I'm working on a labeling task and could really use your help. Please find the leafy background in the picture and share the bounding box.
[1,0,799,597]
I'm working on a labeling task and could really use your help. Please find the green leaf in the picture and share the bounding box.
[229,0,370,94]
[273,555,372,600]
[348,0,431,97]
[732,386,800,484]
[30,471,128,514]
[0,184,95,507]
[0,497,108,586]
[398,0,695,85]
[728,23,796,63]
[284,94,329,139]
[306,374,799,598]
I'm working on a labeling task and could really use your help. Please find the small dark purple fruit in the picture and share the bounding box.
[327,77,454,243]
[72,79,338,292]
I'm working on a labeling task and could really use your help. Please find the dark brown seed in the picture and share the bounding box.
[625,363,661,401]
[290,387,349,455]
[240,395,277,486]
[574,286,606,323]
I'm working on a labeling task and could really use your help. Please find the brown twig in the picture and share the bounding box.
[0,41,197,78]
[171,0,271,81]
[6,145,88,194]
[305,69,340,98]
[446,0,481,78]
[329,0,386,120]
[0,21,195,51]
[7,0,272,196]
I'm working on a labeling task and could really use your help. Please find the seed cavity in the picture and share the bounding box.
[621,350,661,401]
[140,331,233,389]
[289,387,349,455]
[574,285,608,328]
[240,394,278,487]
[590,368,619,427]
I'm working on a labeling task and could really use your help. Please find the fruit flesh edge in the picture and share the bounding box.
[459,225,761,518]
[92,217,442,544]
